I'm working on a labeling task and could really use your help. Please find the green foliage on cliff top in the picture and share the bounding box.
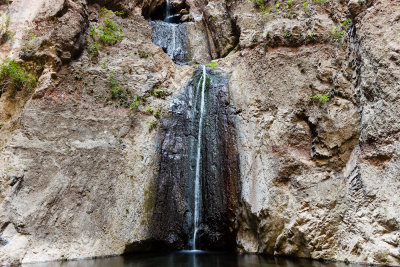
[0,58,36,96]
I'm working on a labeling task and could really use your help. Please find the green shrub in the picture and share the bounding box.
[145,107,154,115]
[0,58,36,95]
[87,13,123,57]
[331,18,351,43]
[109,71,123,99]
[138,51,149,58]
[206,61,218,68]
[97,19,123,45]
[153,88,167,98]
[248,0,269,12]
[100,7,125,17]
[148,121,158,132]
[311,93,330,102]
[88,40,100,57]
[154,109,161,119]
[129,95,141,110]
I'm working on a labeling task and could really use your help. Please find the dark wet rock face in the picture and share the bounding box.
[150,21,189,64]
[150,66,240,250]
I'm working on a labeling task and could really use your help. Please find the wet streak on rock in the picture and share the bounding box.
[150,20,189,64]
[150,66,240,250]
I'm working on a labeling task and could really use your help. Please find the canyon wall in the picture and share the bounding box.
[0,0,399,266]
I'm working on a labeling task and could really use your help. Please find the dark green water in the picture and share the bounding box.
[25,251,362,267]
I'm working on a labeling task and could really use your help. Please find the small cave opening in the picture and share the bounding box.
[148,3,167,21]
[148,1,190,24]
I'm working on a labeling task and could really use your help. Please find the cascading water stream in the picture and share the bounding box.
[149,0,239,251]
[165,0,170,21]
[151,65,239,251]
[149,0,188,64]
[192,65,207,250]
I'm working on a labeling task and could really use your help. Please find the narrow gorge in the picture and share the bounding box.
[0,0,399,266]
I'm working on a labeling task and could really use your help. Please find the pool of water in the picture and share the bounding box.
[24,251,361,267]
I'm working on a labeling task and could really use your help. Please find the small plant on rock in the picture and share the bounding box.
[154,109,161,119]
[206,61,218,68]
[145,107,154,115]
[86,8,124,57]
[311,93,330,102]
[129,95,141,110]
[153,88,167,98]
[248,0,269,12]
[138,51,149,58]
[148,121,158,132]
[0,58,36,96]
[331,18,351,43]
[109,71,123,99]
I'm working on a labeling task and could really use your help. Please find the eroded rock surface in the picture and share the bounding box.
[0,0,399,266]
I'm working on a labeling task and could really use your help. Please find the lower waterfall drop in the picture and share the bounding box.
[192,65,207,250]
[150,65,240,251]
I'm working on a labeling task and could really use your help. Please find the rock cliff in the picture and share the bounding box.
[0,0,399,266]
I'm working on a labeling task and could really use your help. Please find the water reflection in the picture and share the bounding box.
[25,251,361,267]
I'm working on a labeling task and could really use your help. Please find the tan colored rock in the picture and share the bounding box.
[0,0,399,266]
[203,0,238,58]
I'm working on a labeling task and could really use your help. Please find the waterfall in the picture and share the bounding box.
[172,25,176,58]
[149,0,189,64]
[192,65,207,250]
[150,66,239,251]
[165,0,170,21]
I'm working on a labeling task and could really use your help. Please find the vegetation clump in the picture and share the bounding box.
[108,70,133,107]
[206,61,218,68]
[331,18,351,43]
[153,88,167,98]
[148,121,158,132]
[86,8,124,57]
[145,107,154,115]
[129,95,141,110]
[249,0,329,18]
[0,58,36,96]
[310,88,337,103]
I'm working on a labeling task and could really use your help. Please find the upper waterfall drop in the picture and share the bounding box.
[149,0,189,64]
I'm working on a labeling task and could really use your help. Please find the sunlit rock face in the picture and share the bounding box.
[0,0,399,266]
